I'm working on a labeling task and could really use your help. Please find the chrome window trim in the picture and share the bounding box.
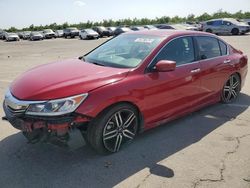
[146,34,230,71]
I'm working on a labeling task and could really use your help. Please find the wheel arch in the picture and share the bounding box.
[96,101,145,134]
[235,72,242,90]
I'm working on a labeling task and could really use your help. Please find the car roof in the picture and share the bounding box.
[124,29,213,38]
[206,18,237,22]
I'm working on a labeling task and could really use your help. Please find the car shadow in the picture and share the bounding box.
[0,93,249,188]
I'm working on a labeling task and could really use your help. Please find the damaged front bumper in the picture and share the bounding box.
[2,100,91,144]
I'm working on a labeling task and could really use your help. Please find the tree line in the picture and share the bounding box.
[5,10,250,32]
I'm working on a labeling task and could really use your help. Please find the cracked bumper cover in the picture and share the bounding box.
[3,102,91,132]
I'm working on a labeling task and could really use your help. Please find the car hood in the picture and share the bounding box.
[10,59,130,100]
[235,22,249,27]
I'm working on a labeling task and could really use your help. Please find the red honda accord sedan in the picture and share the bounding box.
[3,30,248,153]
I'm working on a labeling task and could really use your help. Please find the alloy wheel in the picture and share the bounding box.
[223,74,240,103]
[102,109,137,152]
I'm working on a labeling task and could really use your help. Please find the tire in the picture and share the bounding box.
[221,74,241,103]
[231,28,239,35]
[85,103,139,154]
[206,29,213,33]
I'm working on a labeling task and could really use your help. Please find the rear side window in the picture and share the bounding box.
[196,36,221,59]
[219,40,227,55]
[153,37,195,66]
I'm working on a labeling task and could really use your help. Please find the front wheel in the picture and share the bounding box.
[231,28,239,35]
[85,104,139,154]
[221,74,241,103]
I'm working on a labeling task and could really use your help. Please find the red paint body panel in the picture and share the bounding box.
[9,30,248,131]
[10,59,129,100]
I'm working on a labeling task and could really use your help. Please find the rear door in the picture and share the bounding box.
[143,36,203,126]
[222,21,233,33]
[194,36,232,103]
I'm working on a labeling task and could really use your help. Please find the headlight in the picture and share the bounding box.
[26,93,88,116]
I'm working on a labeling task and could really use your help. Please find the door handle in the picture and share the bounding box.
[224,59,231,64]
[190,68,201,73]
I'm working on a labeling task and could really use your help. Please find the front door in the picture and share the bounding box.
[142,36,202,127]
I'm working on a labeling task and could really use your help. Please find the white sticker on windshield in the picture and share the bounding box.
[134,38,155,44]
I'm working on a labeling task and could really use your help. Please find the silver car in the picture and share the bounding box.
[5,33,20,41]
[202,18,250,35]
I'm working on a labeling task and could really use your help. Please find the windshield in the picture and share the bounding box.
[69,28,78,31]
[32,32,40,35]
[85,34,164,68]
[98,26,107,31]
[44,29,53,33]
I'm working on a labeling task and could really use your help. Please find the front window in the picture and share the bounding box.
[153,37,195,66]
[84,34,164,68]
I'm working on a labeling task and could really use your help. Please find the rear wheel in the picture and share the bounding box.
[221,74,241,103]
[231,28,239,35]
[85,103,139,154]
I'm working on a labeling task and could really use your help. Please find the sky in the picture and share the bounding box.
[0,0,250,29]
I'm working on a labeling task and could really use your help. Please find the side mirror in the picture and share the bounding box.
[154,60,176,72]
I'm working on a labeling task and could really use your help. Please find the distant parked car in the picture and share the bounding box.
[130,26,146,31]
[5,33,20,41]
[144,25,158,30]
[22,31,31,40]
[154,24,175,29]
[17,32,24,39]
[185,22,202,31]
[55,30,64,37]
[202,18,250,35]
[241,19,250,26]
[92,26,111,37]
[80,29,99,39]
[63,27,79,38]
[107,27,117,36]
[170,24,198,31]
[30,32,44,41]
[0,30,6,40]
[42,29,56,39]
[114,27,132,36]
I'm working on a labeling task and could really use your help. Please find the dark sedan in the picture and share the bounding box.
[114,27,132,36]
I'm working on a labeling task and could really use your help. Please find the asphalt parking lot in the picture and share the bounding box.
[0,35,250,188]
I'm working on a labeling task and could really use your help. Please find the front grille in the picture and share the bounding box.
[5,103,27,116]
[4,90,30,117]
[4,89,46,118]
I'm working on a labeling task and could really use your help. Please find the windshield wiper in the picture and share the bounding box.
[92,62,105,66]
[79,56,85,61]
